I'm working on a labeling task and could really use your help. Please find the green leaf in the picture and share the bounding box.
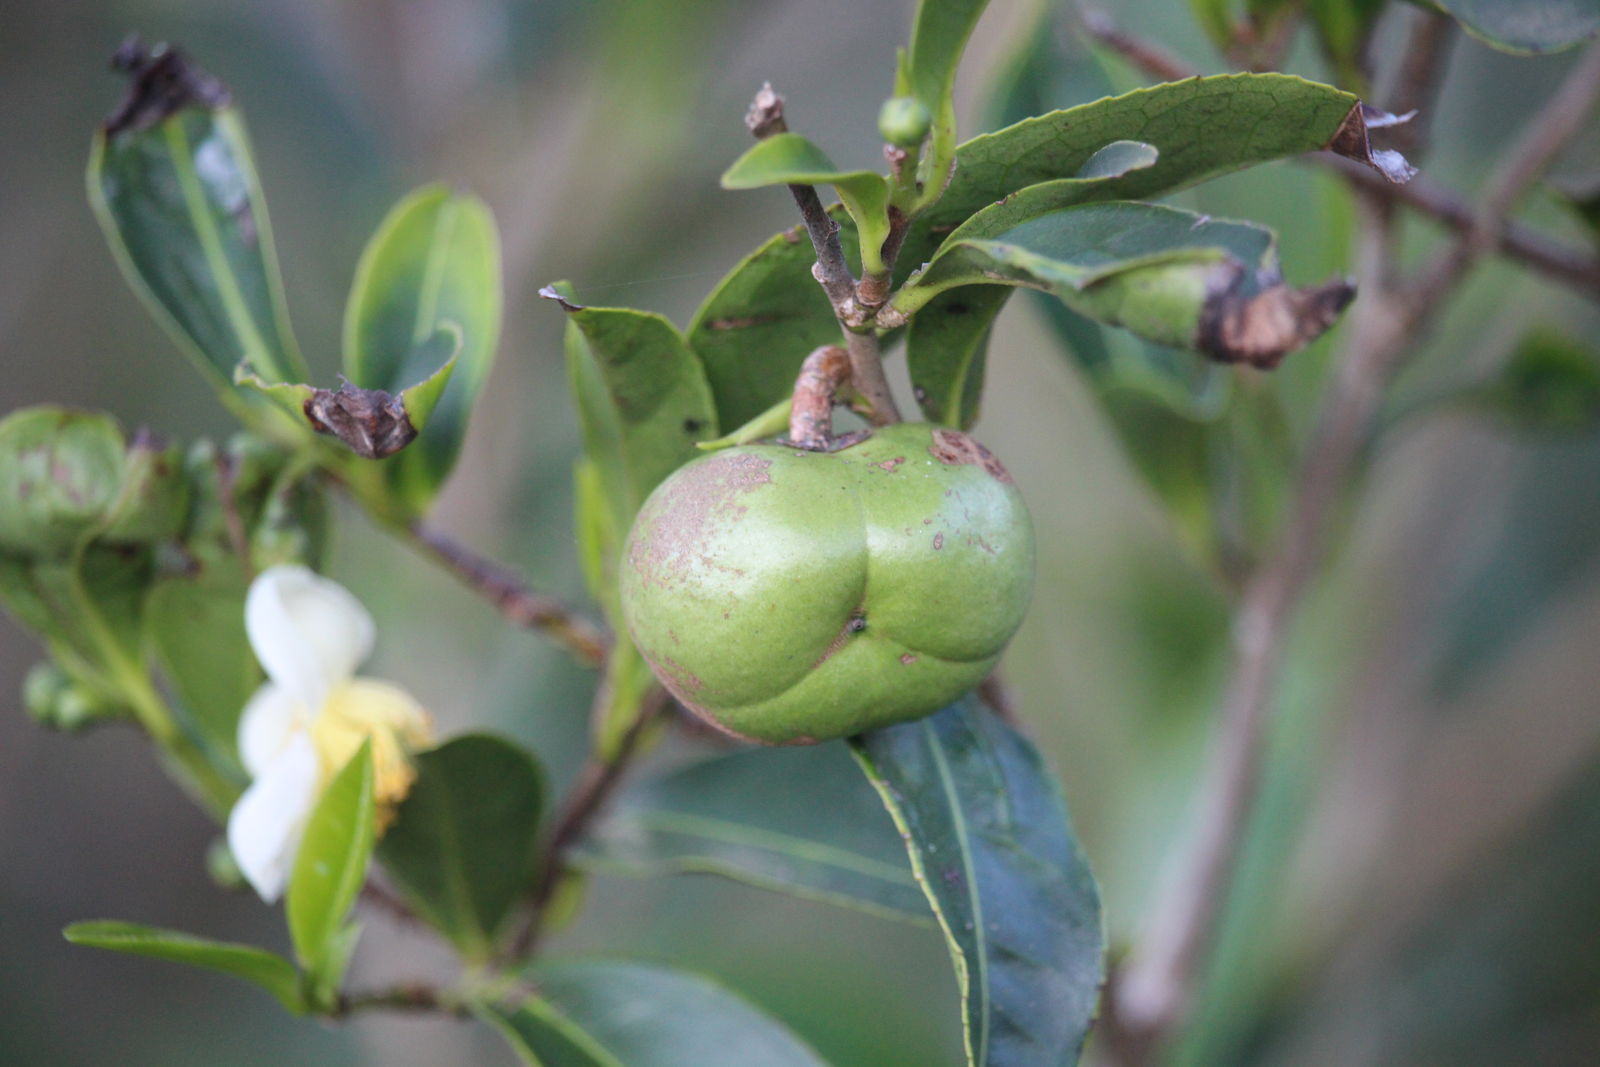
[721,134,893,274]
[684,207,860,430]
[287,740,374,996]
[376,734,545,961]
[906,286,1011,429]
[905,0,992,200]
[851,699,1105,1067]
[1435,0,1599,53]
[481,960,829,1067]
[899,73,1363,273]
[64,920,303,1014]
[898,201,1354,367]
[556,289,719,517]
[343,184,501,512]
[574,742,932,924]
[144,558,258,781]
[89,53,307,392]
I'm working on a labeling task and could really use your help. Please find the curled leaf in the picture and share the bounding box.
[1201,276,1357,369]
[1327,102,1418,184]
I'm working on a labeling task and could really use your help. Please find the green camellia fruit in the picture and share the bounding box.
[621,423,1033,744]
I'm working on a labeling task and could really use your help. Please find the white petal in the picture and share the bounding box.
[236,682,304,779]
[245,564,375,712]
[226,733,321,903]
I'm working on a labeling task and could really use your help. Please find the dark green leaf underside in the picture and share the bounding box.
[852,699,1105,1067]
[575,742,931,923]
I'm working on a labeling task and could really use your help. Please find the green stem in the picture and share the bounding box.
[64,557,238,818]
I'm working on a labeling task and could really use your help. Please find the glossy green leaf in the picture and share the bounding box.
[144,558,258,780]
[851,699,1105,1067]
[905,0,992,201]
[64,920,303,1014]
[1435,0,1599,53]
[898,74,1363,273]
[481,960,829,1067]
[376,734,544,961]
[90,74,307,390]
[575,742,931,924]
[907,286,1011,429]
[287,741,374,995]
[343,184,501,511]
[558,291,718,515]
[722,134,893,274]
[685,208,860,430]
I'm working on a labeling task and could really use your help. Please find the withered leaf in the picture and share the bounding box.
[1327,102,1418,184]
[1200,277,1357,369]
[104,36,230,137]
[303,383,415,460]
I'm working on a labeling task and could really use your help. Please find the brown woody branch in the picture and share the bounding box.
[745,84,905,427]
[1079,7,1600,303]
[746,83,858,313]
[407,523,610,667]
[1105,33,1600,1059]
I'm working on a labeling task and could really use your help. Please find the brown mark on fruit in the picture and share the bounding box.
[875,456,906,472]
[630,451,772,587]
[928,429,1013,484]
[900,653,917,665]
[933,532,944,550]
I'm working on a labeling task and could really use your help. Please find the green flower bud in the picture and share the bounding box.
[23,661,122,732]
[878,96,933,148]
[621,423,1034,744]
[206,837,247,890]
[0,407,125,557]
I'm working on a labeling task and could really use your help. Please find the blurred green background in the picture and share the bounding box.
[4,0,1600,1064]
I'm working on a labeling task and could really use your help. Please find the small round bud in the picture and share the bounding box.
[878,96,932,148]
[23,661,120,732]
[207,837,247,890]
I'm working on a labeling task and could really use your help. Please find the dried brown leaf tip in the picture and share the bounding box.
[303,383,416,460]
[537,285,584,312]
[1200,277,1357,369]
[104,36,230,136]
[745,82,788,140]
[1327,102,1418,184]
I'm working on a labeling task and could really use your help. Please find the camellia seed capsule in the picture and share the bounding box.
[620,423,1034,744]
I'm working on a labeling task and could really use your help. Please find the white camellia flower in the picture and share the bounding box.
[227,564,432,903]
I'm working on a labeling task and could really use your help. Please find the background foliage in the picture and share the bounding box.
[3,0,1599,1064]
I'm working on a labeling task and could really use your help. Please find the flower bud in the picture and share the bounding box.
[878,96,933,148]
[0,408,125,557]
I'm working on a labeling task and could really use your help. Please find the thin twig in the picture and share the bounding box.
[1081,7,1600,302]
[1422,39,1600,300]
[406,522,609,667]
[1382,9,1457,160]
[746,84,858,312]
[336,983,471,1018]
[1078,6,1199,83]
[1106,36,1600,1057]
[509,689,668,958]
[1323,159,1600,299]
